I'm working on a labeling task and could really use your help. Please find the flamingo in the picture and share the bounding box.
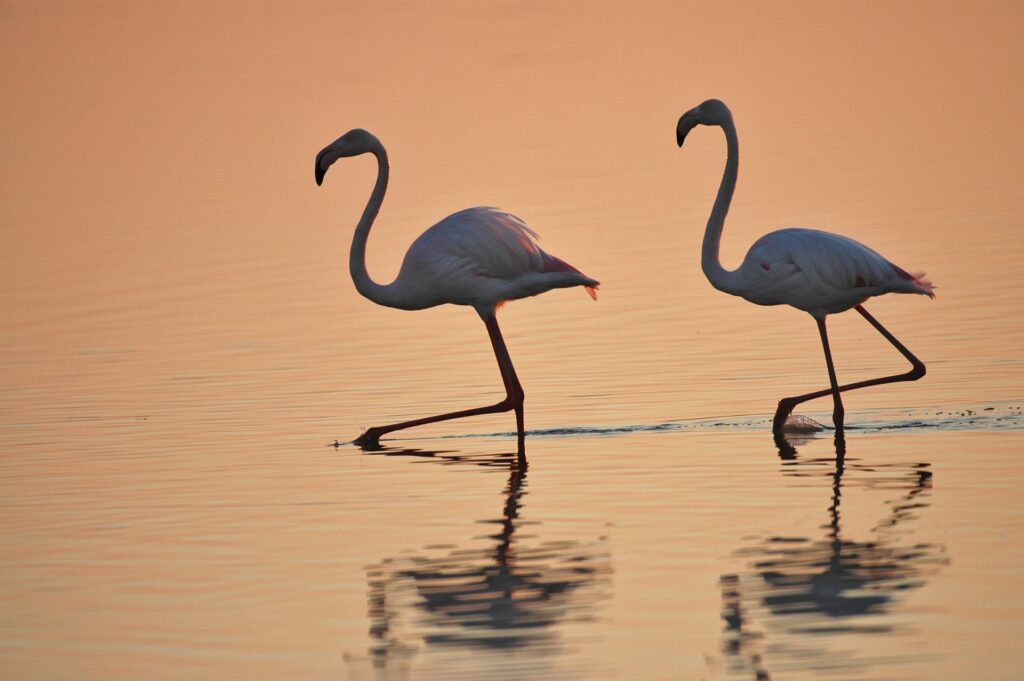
[675,99,933,434]
[315,128,598,448]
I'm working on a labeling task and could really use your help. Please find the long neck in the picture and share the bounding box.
[702,116,743,295]
[349,143,404,307]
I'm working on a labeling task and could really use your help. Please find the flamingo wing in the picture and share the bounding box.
[742,228,933,315]
[397,207,598,309]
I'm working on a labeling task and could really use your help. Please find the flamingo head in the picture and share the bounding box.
[676,99,731,147]
[315,128,380,186]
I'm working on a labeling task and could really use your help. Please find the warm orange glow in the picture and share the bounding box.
[1,2,1023,679]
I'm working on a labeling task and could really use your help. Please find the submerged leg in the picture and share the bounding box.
[354,313,525,448]
[772,305,926,434]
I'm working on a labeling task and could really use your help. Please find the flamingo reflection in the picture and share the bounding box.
[354,445,611,677]
[719,436,947,680]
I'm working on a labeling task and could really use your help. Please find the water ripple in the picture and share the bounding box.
[360,401,1024,445]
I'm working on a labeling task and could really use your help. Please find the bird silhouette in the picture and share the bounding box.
[315,129,598,448]
[676,100,933,434]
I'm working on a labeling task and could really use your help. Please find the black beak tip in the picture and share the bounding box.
[676,117,691,147]
[315,165,325,187]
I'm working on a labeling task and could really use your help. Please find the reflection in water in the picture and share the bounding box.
[352,445,611,679]
[719,435,948,680]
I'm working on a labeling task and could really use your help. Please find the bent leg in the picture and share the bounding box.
[773,305,926,434]
[355,313,525,447]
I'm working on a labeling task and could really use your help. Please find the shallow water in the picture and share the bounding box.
[2,2,1024,680]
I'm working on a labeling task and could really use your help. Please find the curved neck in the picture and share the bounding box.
[702,116,742,295]
[349,143,402,307]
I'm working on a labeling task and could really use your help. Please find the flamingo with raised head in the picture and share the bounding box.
[675,100,933,434]
[315,128,598,448]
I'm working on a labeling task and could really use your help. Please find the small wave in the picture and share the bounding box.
[781,414,827,433]
[335,402,1024,446]
[837,402,1023,434]
[444,423,684,439]
[452,402,1024,441]
[433,417,768,441]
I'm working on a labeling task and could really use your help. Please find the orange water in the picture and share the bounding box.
[2,2,1023,679]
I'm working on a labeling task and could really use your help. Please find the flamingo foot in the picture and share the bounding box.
[773,397,829,436]
[353,426,385,449]
[773,413,825,455]
[773,398,797,434]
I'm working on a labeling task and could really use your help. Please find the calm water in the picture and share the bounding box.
[2,3,1023,679]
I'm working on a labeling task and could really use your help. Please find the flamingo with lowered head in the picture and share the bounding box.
[675,99,933,435]
[315,128,598,448]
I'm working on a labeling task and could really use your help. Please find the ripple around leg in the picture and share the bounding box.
[408,401,1024,443]
[781,414,828,433]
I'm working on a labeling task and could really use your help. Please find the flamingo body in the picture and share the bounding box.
[391,206,598,312]
[729,227,933,317]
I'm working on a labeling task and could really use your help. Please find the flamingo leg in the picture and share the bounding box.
[817,317,845,430]
[353,313,525,449]
[483,314,526,449]
[772,304,926,434]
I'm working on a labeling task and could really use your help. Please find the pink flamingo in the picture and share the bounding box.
[675,100,933,434]
[315,129,598,447]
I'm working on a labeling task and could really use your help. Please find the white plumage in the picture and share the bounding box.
[676,99,932,435]
[395,206,598,310]
[315,129,597,448]
[735,227,933,317]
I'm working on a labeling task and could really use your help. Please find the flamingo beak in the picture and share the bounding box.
[314,147,331,186]
[315,138,359,185]
[676,114,698,147]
